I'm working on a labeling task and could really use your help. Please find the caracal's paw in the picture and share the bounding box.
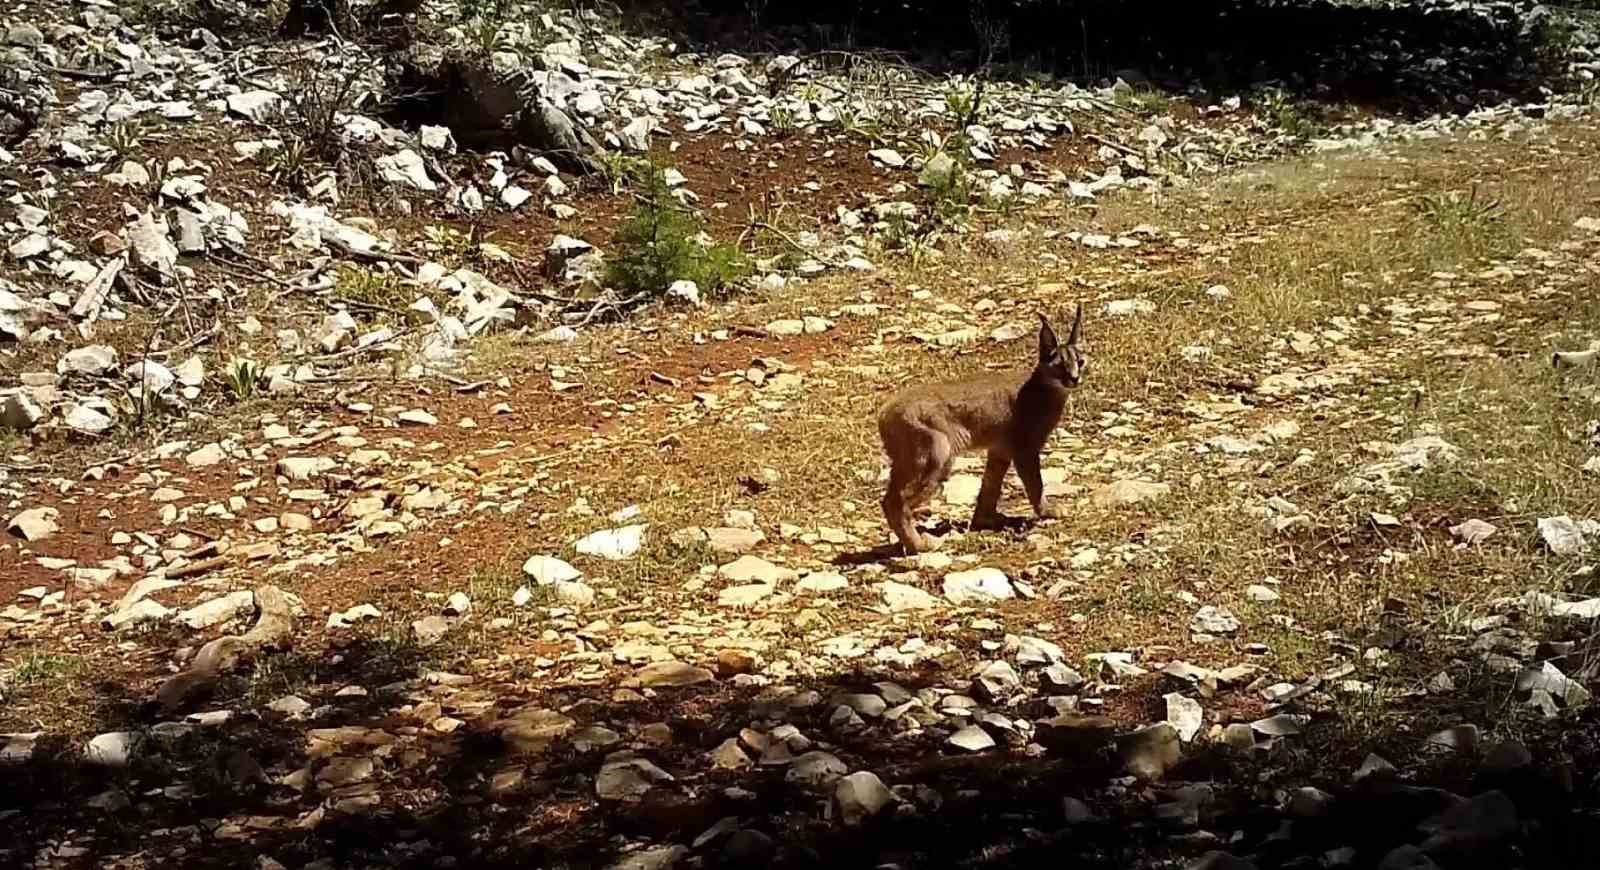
[969,511,1008,531]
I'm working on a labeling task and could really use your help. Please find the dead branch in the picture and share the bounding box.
[324,234,428,268]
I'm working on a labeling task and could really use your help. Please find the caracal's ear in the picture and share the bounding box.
[1066,301,1084,347]
[1038,313,1060,363]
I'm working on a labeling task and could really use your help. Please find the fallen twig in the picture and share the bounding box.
[46,65,118,83]
[1087,133,1141,157]
[325,235,428,268]
[298,325,420,364]
[739,220,845,268]
[165,556,228,581]
[149,324,220,360]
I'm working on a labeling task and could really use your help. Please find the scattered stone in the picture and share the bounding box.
[1163,693,1204,742]
[881,581,942,612]
[1041,664,1085,692]
[973,660,1022,701]
[1190,606,1241,636]
[1119,723,1181,781]
[412,615,452,646]
[942,567,1015,604]
[185,443,227,467]
[1354,753,1398,781]
[1449,518,1498,544]
[7,507,59,541]
[102,598,173,632]
[1246,584,1280,603]
[554,580,595,608]
[709,738,751,770]
[59,345,119,376]
[868,148,906,168]
[1423,724,1480,754]
[522,554,581,585]
[688,526,765,555]
[833,771,895,826]
[1091,479,1171,507]
[718,555,797,584]
[1537,515,1587,556]
[85,731,142,767]
[575,525,647,561]
[596,752,673,801]
[1515,661,1591,712]
[499,707,575,755]
[797,571,848,593]
[176,590,256,631]
[718,583,773,608]
[226,90,281,121]
[787,750,847,786]
[277,456,336,481]
[607,845,687,870]
[375,149,437,192]
[1016,636,1066,666]
[947,724,996,752]
[1418,789,1518,852]
[397,408,438,426]
[1285,786,1336,818]
[637,661,714,688]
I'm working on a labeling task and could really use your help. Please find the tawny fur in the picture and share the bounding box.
[877,305,1086,554]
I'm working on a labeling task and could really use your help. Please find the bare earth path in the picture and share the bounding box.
[5,112,1600,869]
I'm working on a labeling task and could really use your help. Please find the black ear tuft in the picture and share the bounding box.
[1067,302,1084,346]
[1038,313,1060,362]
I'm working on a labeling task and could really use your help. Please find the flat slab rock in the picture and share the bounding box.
[717,555,797,584]
[1091,479,1171,507]
[942,568,1015,604]
[7,506,59,541]
[636,661,714,688]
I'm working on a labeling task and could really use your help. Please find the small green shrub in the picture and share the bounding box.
[334,264,410,309]
[224,358,261,402]
[596,152,656,196]
[768,104,797,136]
[1255,86,1322,139]
[106,122,143,159]
[268,137,312,187]
[605,164,750,297]
[1414,185,1503,232]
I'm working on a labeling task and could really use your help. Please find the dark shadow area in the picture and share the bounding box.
[623,0,1575,115]
[5,627,1600,869]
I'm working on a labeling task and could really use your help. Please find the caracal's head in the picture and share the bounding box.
[1037,303,1087,388]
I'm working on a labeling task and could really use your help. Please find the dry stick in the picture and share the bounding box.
[166,557,228,580]
[134,305,173,432]
[1086,133,1141,158]
[333,297,408,318]
[171,268,199,340]
[231,55,278,92]
[264,261,339,304]
[740,220,845,268]
[571,292,650,328]
[298,325,420,364]
[324,235,428,269]
[209,256,296,290]
[148,324,219,360]
[46,64,118,83]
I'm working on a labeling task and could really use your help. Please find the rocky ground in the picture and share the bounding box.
[4,2,1600,869]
